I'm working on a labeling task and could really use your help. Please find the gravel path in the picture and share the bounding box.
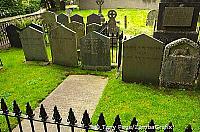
[13,75,108,132]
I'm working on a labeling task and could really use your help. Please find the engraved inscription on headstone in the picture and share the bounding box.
[50,23,78,66]
[20,27,49,62]
[57,13,69,27]
[122,34,164,84]
[160,38,200,88]
[87,14,101,25]
[86,23,101,34]
[67,21,85,49]
[163,7,194,27]
[80,31,111,71]
[70,14,84,24]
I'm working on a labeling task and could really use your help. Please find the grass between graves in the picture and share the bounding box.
[59,8,153,36]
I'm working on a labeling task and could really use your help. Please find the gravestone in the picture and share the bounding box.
[57,13,69,27]
[87,13,101,25]
[86,23,101,34]
[107,10,119,34]
[67,21,85,49]
[42,11,57,28]
[122,34,164,84]
[146,9,158,26]
[5,24,22,48]
[80,31,111,71]
[20,27,49,62]
[70,14,84,24]
[29,23,43,32]
[160,38,200,88]
[153,0,200,44]
[60,0,66,10]
[50,23,78,66]
[96,0,105,23]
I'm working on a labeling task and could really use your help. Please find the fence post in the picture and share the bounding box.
[1,98,12,132]
[117,31,123,71]
[111,33,114,63]
[52,106,62,132]
[39,104,48,132]
[113,115,122,132]
[124,16,127,29]
[13,100,23,132]
[128,117,138,132]
[81,110,91,132]
[26,102,35,132]
[67,108,77,132]
[146,119,155,132]
[97,113,106,132]
[116,32,119,63]
[185,124,192,132]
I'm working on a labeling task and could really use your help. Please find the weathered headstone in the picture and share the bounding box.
[20,27,49,62]
[60,0,66,10]
[57,13,69,27]
[80,31,111,71]
[87,13,101,25]
[42,11,57,28]
[50,23,78,66]
[29,23,43,32]
[86,23,101,34]
[122,34,164,84]
[153,0,200,44]
[160,38,200,88]
[107,10,118,34]
[5,24,22,48]
[146,9,158,26]
[67,21,85,49]
[70,14,84,24]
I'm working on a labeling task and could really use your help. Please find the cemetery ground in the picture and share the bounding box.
[0,9,200,131]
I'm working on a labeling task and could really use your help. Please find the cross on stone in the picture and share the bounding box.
[108,10,117,19]
[96,0,104,16]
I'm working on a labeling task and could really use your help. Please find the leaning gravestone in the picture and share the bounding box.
[57,13,69,27]
[122,34,164,84]
[160,38,200,88]
[80,31,111,71]
[67,21,85,49]
[146,9,158,26]
[70,14,84,24]
[20,26,49,62]
[87,14,101,25]
[50,23,78,66]
[5,24,22,48]
[86,23,101,34]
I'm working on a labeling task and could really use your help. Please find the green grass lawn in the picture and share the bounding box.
[0,9,200,131]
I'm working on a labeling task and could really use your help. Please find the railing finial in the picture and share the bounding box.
[26,102,35,118]
[39,104,48,121]
[81,110,91,128]
[52,105,62,123]
[13,100,21,116]
[97,113,106,131]
[1,98,8,114]
[67,108,77,125]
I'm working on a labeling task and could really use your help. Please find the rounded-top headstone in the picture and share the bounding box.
[161,0,200,3]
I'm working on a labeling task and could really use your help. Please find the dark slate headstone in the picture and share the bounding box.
[57,13,69,27]
[87,13,101,25]
[29,23,43,32]
[86,23,101,34]
[5,24,22,48]
[146,9,158,26]
[20,27,49,62]
[67,21,85,49]
[60,0,66,10]
[80,31,111,71]
[70,14,84,24]
[122,34,164,84]
[160,38,200,88]
[50,23,78,66]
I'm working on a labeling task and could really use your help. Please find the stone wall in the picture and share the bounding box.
[79,0,159,10]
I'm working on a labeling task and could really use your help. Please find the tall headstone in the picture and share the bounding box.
[87,14,101,25]
[80,31,111,71]
[20,27,49,62]
[67,21,85,49]
[146,9,158,26]
[122,34,164,84]
[86,23,101,34]
[57,13,69,27]
[50,23,78,66]
[153,0,200,44]
[160,38,200,88]
[70,14,84,24]
[5,24,22,48]
[107,10,118,34]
